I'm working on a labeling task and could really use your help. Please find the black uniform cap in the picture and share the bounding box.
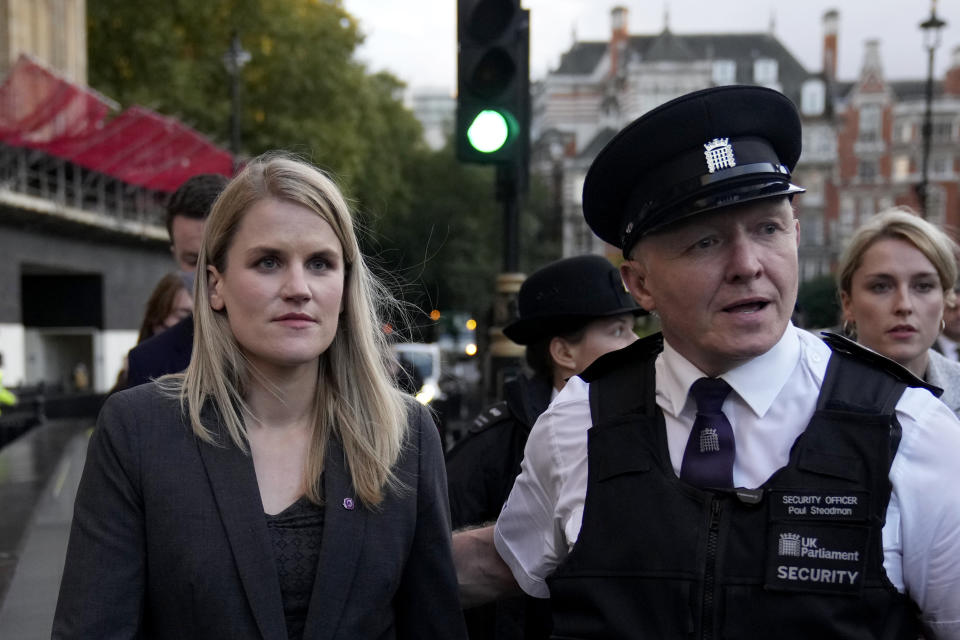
[582,85,805,257]
[503,255,644,345]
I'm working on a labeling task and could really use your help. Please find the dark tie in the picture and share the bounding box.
[680,377,735,489]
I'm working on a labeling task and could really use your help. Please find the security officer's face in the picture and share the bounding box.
[620,198,799,377]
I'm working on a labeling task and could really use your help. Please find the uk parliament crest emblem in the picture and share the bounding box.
[778,532,802,557]
[699,427,720,453]
[704,137,736,173]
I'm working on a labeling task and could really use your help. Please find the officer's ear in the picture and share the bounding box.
[620,258,656,313]
[549,335,578,373]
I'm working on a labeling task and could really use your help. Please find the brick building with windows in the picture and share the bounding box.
[531,6,960,287]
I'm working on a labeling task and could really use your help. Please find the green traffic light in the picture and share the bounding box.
[467,110,509,153]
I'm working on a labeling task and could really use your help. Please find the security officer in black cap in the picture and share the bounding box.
[455,86,960,638]
[447,255,642,640]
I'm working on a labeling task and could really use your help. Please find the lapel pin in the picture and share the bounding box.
[342,497,355,510]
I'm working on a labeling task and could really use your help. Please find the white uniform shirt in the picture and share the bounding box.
[494,324,960,637]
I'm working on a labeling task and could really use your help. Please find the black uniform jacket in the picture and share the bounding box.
[53,383,467,640]
[446,374,552,529]
[445,374,554,640]
[125,314,194,388]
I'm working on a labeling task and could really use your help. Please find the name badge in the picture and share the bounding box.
[765,522,869,595]
[769,490,869,522]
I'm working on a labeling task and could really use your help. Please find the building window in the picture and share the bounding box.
[799,170,824,206]
[858,160,878,181]
[800,80,825,116]
[933,120,954,142]
[753,58,778,85]
[927,184,946,225]
[801,212,824,247]
[809,215,824,247]
[858,105,882,143]
[712,60,736,85]
[892,155,911,182]
[839,195,856,243]
[898,120,914,143]
[932,154,953,178]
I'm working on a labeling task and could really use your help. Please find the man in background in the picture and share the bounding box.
[125,173,227,388]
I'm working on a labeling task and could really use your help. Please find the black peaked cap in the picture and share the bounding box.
[503,255,643,345]
[582,85,805,256]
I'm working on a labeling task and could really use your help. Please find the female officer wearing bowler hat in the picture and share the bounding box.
[446,254,641,640]
[456,85,960,639]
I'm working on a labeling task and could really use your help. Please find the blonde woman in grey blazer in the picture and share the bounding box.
[925,348,960,417]
[54,155,467,640]
[839,208,960,418]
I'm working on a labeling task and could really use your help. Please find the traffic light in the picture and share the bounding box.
[456,0,529,164]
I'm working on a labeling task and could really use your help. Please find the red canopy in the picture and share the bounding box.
[0,55,233,192]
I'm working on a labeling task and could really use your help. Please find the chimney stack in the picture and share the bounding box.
[860,39,884,83]
[822,10,839,81]
[945,46,960,95]
[610,6,628,77]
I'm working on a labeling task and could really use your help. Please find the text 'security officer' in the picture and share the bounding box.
[456,85,960,639]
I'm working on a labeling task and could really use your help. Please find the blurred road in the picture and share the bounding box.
[0,419,90,639]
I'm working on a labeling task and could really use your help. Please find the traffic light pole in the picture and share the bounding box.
[497,163,520,272]
[485,162,525,403]
[456,0,529,401]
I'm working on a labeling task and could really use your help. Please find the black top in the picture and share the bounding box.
[445,374,552,529]
[445,374,554,640]
[125,314,194,388]
[265,496,325,640]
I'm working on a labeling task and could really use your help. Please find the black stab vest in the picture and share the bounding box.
[545,333,924,640]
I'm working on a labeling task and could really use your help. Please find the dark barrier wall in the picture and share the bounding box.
[0,217,172,330]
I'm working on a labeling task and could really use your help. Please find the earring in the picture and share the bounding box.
[842,319,856,338]
[941,318,947,332]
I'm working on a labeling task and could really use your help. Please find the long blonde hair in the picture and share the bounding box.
[166,153,410,508]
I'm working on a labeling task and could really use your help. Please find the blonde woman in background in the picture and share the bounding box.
[837,207,960,416]
[54,154,467,639]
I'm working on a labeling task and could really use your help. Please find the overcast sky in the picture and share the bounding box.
[343,0,960,95]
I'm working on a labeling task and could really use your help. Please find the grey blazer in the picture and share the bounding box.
[53,383,467,639]
[926,348,960,417]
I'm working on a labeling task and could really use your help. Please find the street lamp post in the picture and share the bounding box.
[223,31,251,175]
[919,1,946,218]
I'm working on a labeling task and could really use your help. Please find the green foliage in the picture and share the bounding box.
[796,275,841,330]
[87,1,558,330]
[87,0,421,214]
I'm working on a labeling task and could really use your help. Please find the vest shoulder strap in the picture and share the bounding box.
[586,333,663,428]
[818,332,939,413]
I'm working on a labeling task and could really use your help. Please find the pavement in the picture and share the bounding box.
[0,419,90,639]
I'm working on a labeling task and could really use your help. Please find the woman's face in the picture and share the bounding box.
[565,313,638,373]
[153,288,192,336]
[208,198,345,379]
[841,237,944,376]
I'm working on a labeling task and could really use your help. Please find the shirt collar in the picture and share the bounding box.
[658,323,802,419]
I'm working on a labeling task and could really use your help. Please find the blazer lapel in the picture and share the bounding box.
[303,438,368,640]
[197,428,287,640]
[926,351,960,414]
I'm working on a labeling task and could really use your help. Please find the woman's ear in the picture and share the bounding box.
[208,265,225,312]
[839,289,853,323]
[549,336,577,372]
